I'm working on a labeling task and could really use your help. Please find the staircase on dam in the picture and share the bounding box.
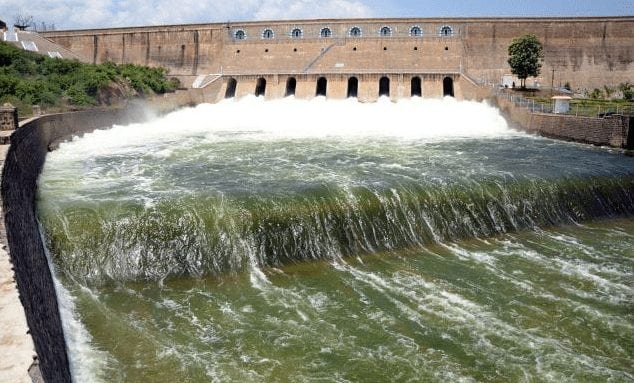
[302,40,345,73]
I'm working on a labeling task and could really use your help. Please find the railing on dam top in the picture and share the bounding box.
[497,90,633,117]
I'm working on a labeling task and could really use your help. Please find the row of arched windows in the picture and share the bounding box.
[233,25,454,40]
[224,76,455,98]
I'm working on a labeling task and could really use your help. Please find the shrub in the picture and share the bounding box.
[0,41,175,112]
[589,88,603,100]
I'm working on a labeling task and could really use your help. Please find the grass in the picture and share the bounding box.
[508,88,634,117]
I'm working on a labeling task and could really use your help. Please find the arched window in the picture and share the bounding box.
[320,27,332,38]
[291,28,303,38]
[234,30,246,40]
[380,26,392,37]
[262,29,274,39]
[410,26,422,37]
[440,25,453,37]
[349,26,362,37]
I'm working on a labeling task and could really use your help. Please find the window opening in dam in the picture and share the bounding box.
[440,25,453,36]
[316,77,327,97]
[350,27,361,37]
[262,29,274,39]
[255,78,266,97]
[347,77,358,98]
[410,26,422,37]
[380,26,392,37]
[291,28,303,38]
[225,78,237,99]
[379,76,390,97]
[411,77,422,97]
[320,27,332,38]
[443,77,454,97]
[234,30,246,40]
[285,77,297,97]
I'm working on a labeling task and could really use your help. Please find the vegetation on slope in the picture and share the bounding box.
[0,42,180,116]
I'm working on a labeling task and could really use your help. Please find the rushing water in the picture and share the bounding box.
[37,97,634,382]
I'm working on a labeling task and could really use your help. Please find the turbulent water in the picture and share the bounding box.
[37,97,634,382]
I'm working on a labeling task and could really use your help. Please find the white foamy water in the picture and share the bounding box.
[49,96,521,160]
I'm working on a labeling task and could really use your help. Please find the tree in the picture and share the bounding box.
[507,34,543,89]
[14,14,34,30]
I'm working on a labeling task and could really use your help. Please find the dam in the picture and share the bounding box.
[41,17,634,101]
[1,15,633,383]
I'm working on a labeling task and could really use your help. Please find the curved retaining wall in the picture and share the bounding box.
[1,107,149,382]
[496,95,633,149]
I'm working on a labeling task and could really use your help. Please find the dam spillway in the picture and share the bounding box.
[36,98,634,382]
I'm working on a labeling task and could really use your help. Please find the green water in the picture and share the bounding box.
[65,220,634,382]
[36,99,634,382]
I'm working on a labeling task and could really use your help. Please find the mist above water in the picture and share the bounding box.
[51,96,518,159]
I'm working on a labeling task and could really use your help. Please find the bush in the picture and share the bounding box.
[65,84,96,106]
[619,82,633,101]
[589,88,603,100]
[0,41,176,112]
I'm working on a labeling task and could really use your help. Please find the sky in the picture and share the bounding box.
[0,0,632,30]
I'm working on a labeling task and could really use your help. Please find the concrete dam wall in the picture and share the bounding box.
[42,17,634,96]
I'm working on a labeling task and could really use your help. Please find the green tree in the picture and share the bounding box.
[618,82,632,101]
[507,34,543,89]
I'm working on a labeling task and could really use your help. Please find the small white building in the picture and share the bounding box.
[552,96,572,114]
[502,75,515,88]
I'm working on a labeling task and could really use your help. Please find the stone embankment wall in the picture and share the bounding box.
[1,107,153,382]
[496,95,633,149]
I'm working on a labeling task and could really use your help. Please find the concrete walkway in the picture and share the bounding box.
[0,144,39,383]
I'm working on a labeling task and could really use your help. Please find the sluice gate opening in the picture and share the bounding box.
[225,78,237,99]
[411,77,422,97]
[285,77,297,97]
[379,76,390,97]
[255,77,267,97]
[443,76,454,97]
[347,77,358,98]
[316,77,327,97]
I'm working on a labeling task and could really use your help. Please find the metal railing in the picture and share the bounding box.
[497,90,633,117]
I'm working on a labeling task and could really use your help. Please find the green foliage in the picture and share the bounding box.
[619,82,633,101]
[0,41,176,112]
[589,88,603,99]
[507,34,543,88]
